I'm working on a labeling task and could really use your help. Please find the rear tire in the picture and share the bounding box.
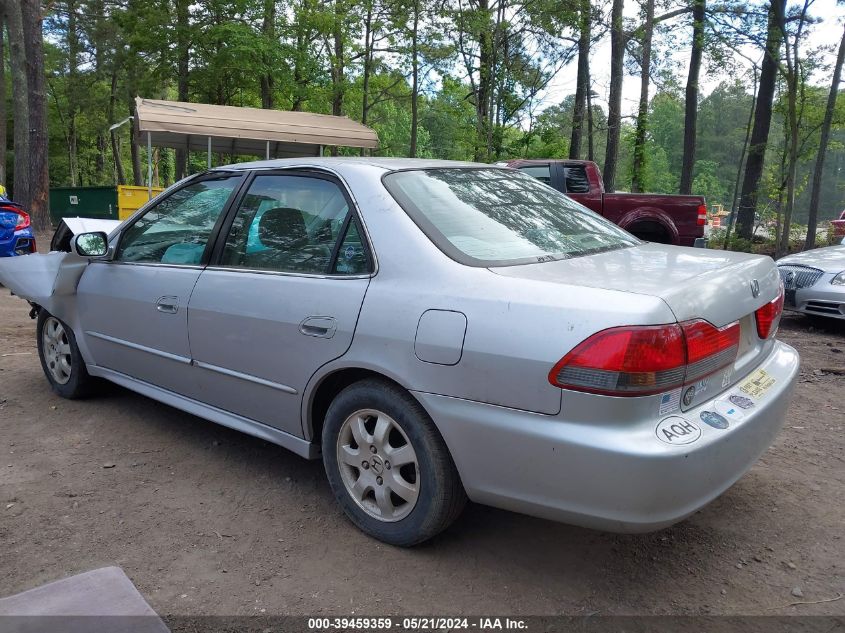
[36,310,95,399]
[322,379,466,546]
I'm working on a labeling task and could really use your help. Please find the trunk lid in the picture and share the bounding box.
[489,243,782,407]
[489,243,780,327]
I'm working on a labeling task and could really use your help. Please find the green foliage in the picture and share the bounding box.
[691,160,727,204]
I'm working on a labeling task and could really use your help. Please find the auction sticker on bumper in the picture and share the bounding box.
[739,368,776,400]
[656,416,701,445]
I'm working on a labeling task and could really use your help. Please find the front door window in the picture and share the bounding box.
[115,175,242,265]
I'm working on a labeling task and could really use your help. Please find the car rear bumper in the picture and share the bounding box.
[0,228,36,257]
[414,340,799,532]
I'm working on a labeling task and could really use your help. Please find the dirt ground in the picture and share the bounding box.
[0,287,843,618]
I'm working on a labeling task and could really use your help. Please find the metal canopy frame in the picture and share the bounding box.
[133,97,378,198]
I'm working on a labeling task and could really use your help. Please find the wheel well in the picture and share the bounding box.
[308,368,406,444]
[628,221,672,244]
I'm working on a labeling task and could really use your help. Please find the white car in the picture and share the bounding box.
[777,244,845,319]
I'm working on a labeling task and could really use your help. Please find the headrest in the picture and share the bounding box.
[258,207,307,248]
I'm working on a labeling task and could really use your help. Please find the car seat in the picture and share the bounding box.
[243,207,330,272]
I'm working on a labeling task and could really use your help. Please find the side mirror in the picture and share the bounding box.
[71,231,109,257]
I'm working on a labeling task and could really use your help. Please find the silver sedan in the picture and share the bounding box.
[0,159,799,546]
[777,244,845,319]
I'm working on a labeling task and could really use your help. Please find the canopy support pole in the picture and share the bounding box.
[207,137,212,169]
[319,145,324,157]
[266,140,270,160]
[147,132,152,199]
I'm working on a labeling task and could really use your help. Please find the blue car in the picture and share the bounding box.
[0,199,36,257]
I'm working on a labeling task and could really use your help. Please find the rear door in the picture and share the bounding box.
[185,171,372,436]
[76,174,244,394]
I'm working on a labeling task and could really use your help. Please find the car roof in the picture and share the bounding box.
[214,157,498,173]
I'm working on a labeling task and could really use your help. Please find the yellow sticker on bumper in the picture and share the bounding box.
[739,368,776,400]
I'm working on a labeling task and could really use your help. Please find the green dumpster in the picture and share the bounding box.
[49,186,119,226]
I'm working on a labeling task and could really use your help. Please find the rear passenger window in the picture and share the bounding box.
[564,166,590,193]
[332,218,371,275]
[220,174,366,275]
[518,165,551,185]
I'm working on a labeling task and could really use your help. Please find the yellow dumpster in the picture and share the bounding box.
[117,185,164,220]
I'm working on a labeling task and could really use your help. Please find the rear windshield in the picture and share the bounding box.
[383,168,639,267]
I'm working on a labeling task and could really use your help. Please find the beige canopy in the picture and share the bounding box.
[134,97,379,159]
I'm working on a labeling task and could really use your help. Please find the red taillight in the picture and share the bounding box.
[549,319,740,396]
[755,285,784,339]
[697,204,707,226]
[13,210,30,231]
[682,319,740,382]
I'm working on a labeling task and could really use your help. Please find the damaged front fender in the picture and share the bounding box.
[0,252,89,320]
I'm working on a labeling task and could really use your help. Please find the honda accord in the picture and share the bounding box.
[0,158,799,546]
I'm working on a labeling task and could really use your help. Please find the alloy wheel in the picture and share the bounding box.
[42,317,72,385]
[336,408,420,522]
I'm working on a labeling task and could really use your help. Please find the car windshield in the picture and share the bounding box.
[383,168,639,266]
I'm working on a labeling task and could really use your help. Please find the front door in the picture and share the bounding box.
[76,174,244,394]
[186,172,372,436]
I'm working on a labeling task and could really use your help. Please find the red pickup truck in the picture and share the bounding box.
[831,209,845,239]
[503,159,708,247]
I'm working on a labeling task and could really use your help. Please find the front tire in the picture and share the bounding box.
[36,310,95,399]
[322,379,466,546]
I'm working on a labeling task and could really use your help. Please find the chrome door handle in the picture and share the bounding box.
[299,316,337,339]
[156,296,179,314]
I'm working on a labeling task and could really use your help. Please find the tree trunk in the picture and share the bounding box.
[804,22,845,250]
[409,0,419,157]
[360,0,373,157]
[175,0,190,179]
[108,68,126,186]
[20,0,50,230]
[777,90,799,257]
[569,0,591,160]
[0,10,6,188]
[291,0,310,112]
[736,0,785,240]
[603,0,624,191]
[586,85,595,162]
[679,0,705,195]
[260,0,275,109]
[630,0,654,193]
[776,0,810,258]
[130,102,143,186]
[66,0,80,187]
[723,67,757,249]
[474,0,494,162]
[292,32,306,111]
[329,0,345,155]
[6,0,30,208]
